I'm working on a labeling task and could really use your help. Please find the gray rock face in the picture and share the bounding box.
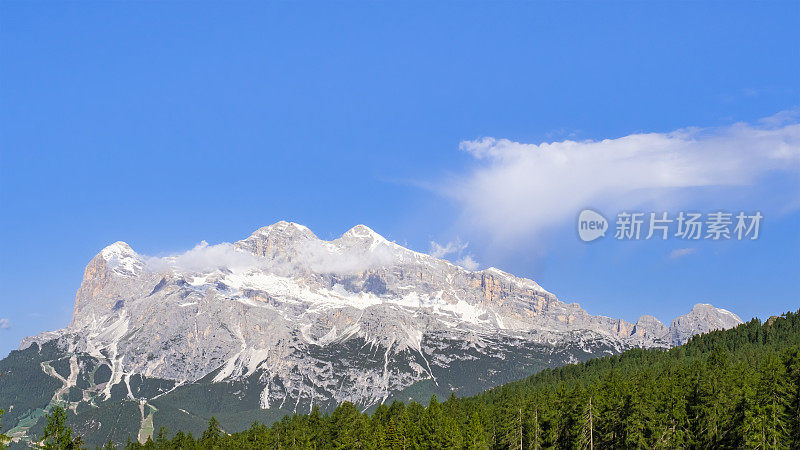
[20,221,743,411]
[632,315,669,340]
[667,303,744,345]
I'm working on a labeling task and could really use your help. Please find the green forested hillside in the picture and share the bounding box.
[13,310,800,449]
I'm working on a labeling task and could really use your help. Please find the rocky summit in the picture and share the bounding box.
[1,222,743,447]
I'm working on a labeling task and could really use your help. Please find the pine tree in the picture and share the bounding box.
[405,402,425,450]
[463,412,487,450]
[694,347,733,447]
[330,402,368,449]
[153,426,168,448]
[653,362,690,448]
[621,381,649,448]
[554,382,586,448]
[200,416,222,449]
[758,353,790,448]
[497,389,525,450]
[597,370,625,447]
[525,403,542,450]
[372,422,388,449]
[421,395,445,449]
[783,348,800,445]
[579,396,595,450]
[441,414,464,449]
[740,378,764,449]
[170,430,195,449]
[385,418,402,450]
[0,409,9,450]
[243,422,269,449]
[41,405,83,450]
[307,405,327,450]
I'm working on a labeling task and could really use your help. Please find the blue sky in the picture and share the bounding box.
[1,1,798,357]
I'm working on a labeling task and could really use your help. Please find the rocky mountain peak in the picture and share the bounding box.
[341,224,385,241]
[667,302,743,345]
[334,224,396,256]
[235,221,318,260]
[96,241,143,277]
[687,303,742,323]
[248,221,317,241]
[100,241,136,258]
[632,315,668,340]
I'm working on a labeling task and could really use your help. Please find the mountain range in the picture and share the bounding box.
[0,222,743,447]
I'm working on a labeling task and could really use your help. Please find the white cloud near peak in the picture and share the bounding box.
[151,241,260,273]
[145,239,397,276]
[429,239,481,270]
[445,115,800,243]
[428,239,468,259]
[0,318,10,330]
[456,255,480,271]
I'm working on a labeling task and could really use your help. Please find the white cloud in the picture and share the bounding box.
[455,255,480,271]
[445,114,800,242]
[669,248,696,259]
[293,239,396,274]
[429,239,468,258]
[0,318,10,329]
[146,238,396,276]
[146,241,261,273]
[429,239,480,270]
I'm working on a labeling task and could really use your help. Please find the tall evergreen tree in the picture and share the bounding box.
[421,395,445,449]
[756,353,790,448]
[384,418,402,450]
[200,416,222,449]
[330,402,368,449]
[525,402,542,450]
[620,377,650,448]
[497,388,525,449]
[579,395,595,450]
[41,405,83,450]
[463,412,487,450]
[597,370,625,447]
[153,426,168,448]
[784,348,800,446]
[0,409,9,450]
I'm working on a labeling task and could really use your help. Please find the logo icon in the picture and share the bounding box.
[578,209,608,242]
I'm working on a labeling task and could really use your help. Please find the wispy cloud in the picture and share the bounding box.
[146,238,397,276]
[669,248,697,260]
[442,112,800,243]
[147,242,260,273]
[429,239,480,270]
[455,255,480,271]
[429,239,468,259]
[0,318,10,330]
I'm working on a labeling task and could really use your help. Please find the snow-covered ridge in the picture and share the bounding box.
[73,221,742,342]
[100,241,144,276]
[129,222,476,277]
[18,221,743,415]
[84,223,553,331]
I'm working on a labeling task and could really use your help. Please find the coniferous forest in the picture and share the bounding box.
[5,309,800,449]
